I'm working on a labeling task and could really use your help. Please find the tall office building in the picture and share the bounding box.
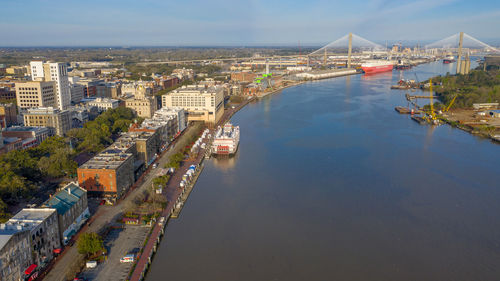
[15,81,56,111]
[30,61,71,110]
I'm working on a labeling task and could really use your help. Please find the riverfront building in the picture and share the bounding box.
[78,149,135,200]
[162,85,224,124]
[133,107,186,145]
[129,130,160,166]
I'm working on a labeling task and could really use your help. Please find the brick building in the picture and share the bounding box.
[78,149,135,201]
[231,72,257,83]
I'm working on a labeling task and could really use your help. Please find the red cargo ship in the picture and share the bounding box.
[361,61,394,73]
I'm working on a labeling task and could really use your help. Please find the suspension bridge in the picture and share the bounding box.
[136,32,499,67]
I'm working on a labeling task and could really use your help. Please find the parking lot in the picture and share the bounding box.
[79,225,150,281]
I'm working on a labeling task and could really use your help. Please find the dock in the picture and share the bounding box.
[395,106,411,114]
[171,161,204,219]
[411,116,427,125]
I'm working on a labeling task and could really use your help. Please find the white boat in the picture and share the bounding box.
[211,123,240,155]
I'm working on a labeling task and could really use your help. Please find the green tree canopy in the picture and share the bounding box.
[77,232,104,257]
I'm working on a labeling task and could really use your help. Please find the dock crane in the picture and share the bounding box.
[443,95,457,112]
[429,78,435,121]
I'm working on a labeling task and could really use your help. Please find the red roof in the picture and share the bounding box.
[25,264,37,275]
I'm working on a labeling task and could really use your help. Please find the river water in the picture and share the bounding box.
[147,61,500,281]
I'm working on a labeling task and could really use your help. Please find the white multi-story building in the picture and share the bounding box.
[151,107,187,133]
[30,61,71,110]
[162,85,224,124]
[85,97,120,112]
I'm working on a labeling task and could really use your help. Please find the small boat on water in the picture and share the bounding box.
[443,56,455,64]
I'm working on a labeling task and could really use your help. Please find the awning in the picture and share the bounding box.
[66,229,76,238]
[25,264,37,275]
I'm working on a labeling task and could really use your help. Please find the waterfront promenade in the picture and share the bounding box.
[129,98,253,281]
[42,125,201,281]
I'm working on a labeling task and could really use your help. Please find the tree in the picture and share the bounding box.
[0,150,41,182]
[0,198,10,223]
[112,119,132,134]
[78,232,104,257]
[38,149,77,178]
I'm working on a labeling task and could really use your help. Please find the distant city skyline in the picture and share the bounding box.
[1,0,499,46]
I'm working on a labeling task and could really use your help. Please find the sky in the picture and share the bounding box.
[0,0,499,47]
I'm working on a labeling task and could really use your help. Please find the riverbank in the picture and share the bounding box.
[403,107,500,144]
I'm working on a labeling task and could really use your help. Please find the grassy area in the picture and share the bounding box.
[431,68,500,109]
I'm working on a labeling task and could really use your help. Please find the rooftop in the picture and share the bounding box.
[80,149,133,170]
[9,208,56,223]
[43,182,86,215]
[85,97,119,104]
[3,126,50,133]
[25,107,66,115]
[169,85,222,95]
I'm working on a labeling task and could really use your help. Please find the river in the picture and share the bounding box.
[147,61,500,281]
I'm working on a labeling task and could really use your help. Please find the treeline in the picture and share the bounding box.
[0,107,139,220]
[432,69,500,108]
[125,63,221,77]
[67,107,140,153]
[0,136,75,219]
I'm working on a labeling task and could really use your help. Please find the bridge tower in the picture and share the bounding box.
[456,32,464,74]
[347,32,353,69]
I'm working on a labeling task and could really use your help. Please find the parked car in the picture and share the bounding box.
[86,261,97,268]
[120,253,135,263]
